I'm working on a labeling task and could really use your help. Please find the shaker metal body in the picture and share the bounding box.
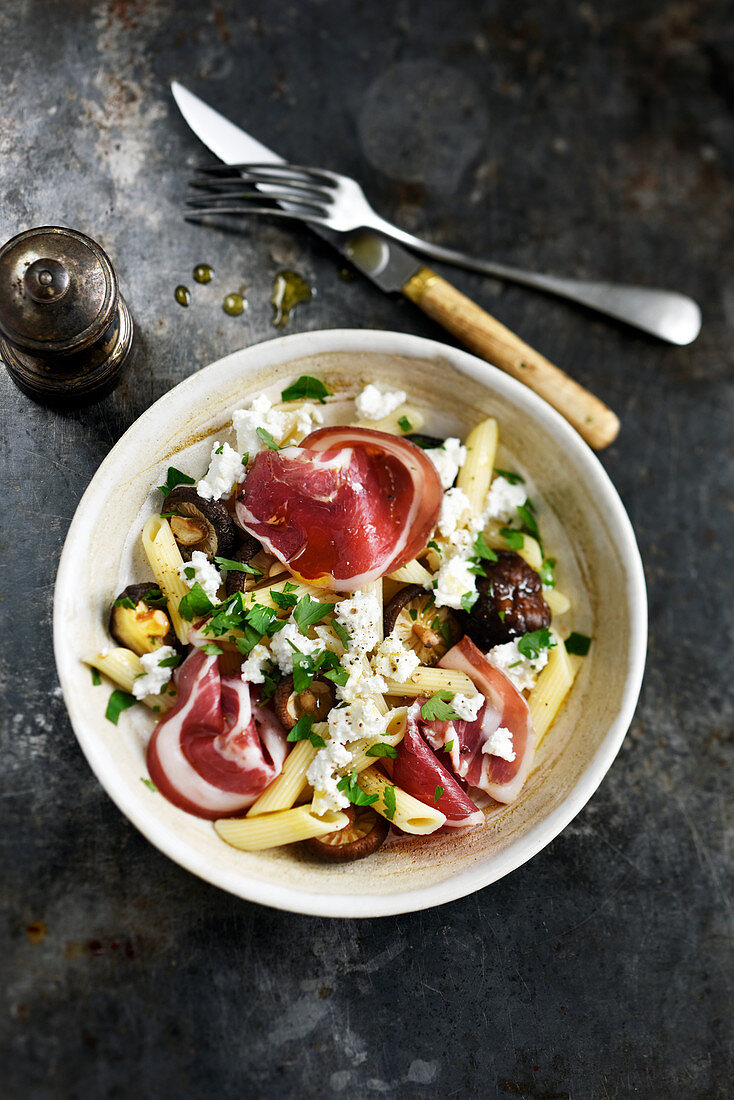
[0,226,133,403]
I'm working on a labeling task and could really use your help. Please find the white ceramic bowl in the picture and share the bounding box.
[54,329,647,917]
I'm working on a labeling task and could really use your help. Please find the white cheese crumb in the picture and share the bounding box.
[437,487,473,538]
[371,634,421,683]
[240,643,271,685]
[434,554,477,611]
[451,691,484,722]
[179,550,223,602]
[335,591,382,654]
[196,441,245,501]
[485,639,549,692]
[268,621,320,675]
[355,383,406,421]
[336,652,388,704]
[132,645,176,700]
[427,438,467,490]
[294,402,324,438]
[307,697,389,814]
[328,697,388,745]
[482,725,516,762]
[232,394,290,455]
[483,475,527,525]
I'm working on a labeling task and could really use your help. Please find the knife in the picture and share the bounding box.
[171,82,619,450]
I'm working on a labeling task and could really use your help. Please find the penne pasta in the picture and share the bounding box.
[527,633,580,743]
[544,587,571,615]
[357,767,445,834]
[141,515,192,644]
[456,417,498,515]
[244,575,339,611]
[246,737,320,816]
[384,666,475,698]
[351,404,425,435]
[485,527,543,570]
[215,805,350,851]
[347,709,407,772]
[387,559,434,585]
[84,648,176,712]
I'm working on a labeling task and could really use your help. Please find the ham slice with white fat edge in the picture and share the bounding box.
[392,704,484,828]
[147,648,288,819]
[236,427,442,591]
[434,636,536,803]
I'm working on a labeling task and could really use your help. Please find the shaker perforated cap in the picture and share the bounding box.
[0,226,118,354]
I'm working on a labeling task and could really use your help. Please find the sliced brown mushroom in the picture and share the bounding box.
[383,584,460,665]
[164,486,236,561]
[303,805,389,862]
[109,583,175,655]
[273,675,336,730]
[223,533,264,596]
[460,550,550,649]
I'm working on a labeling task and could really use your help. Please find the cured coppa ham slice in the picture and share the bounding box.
[393,704,484,828]
[236,427,442,591]
[147,649,288,819]
[435,636,536,804]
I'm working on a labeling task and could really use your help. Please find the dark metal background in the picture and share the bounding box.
[1,1,732,1097]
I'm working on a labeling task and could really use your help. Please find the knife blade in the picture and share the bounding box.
[171,82,620,449]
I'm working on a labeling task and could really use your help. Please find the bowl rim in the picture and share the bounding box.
[54,327,647,917]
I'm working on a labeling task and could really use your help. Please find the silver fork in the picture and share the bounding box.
[186,162,701,346]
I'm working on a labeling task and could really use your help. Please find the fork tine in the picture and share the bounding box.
[188,174,334,204]
[185,189,328,214]
[183,204,330,227]
[194,162,338,187]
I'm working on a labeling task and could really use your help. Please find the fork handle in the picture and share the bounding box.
[402,267,620,450]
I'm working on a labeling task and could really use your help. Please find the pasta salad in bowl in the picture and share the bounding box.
[54,330,646,916]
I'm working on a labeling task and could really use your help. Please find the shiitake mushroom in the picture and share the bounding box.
[273,675,336,730]
[383,584,460,665]
[460,550,550,650]
[164,486,236,561]
[224,532,264,596]
[303,805,389,862]
[109,583,175,655]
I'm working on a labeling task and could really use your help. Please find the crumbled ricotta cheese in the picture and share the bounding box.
[434,554,477,610]
[427,437,467,490]
[307,697,389,813]
[232,394,290,455]
[294,402,324,438]
[483,475,527,525]
[336,652,388,704]
[451,691,484,722]
[485,639,549,692]
[355,383,406,421]
[371,634,421,683]
[329,698,389,745]
[240,643,271,685]
[437,487,473,538]
[197,441,246,501]
[482,725,516,762]
[335,591,382,653]
[269,621,320,675]
[132,645,176,700]
[179,551,223,602]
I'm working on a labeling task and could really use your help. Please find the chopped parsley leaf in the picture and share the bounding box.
[337,771,378,807]
[409,608,418,622]
[473,531,498,563]
[214,556,263,576]
[280,375,332,404]
[291,647,340,693]
[331,619,351,648]
[158,654,181,668]
[183,565,195,580]
[421,690,459,722]
[91,667,102,686]
[438,619,453,648]
[517,627,556,660]
[498,610,506,622]
[141,778,157,792]
[309,732,326,748]
[365,743,399,759]
[293,594,336,635]
[256,426,281,450]
[443,739,455,753]
[241,452,249,466]
[286,713,314,742]
[398,415,412,432]
[427,540,440,552]
[323,666,349,687]
[259,666,282,703]
[178,582,215,621]
[500,527,525,550]
[516,501,541,547]
[434,785,444,804]
[271,589,299,611]
[383,784,397,821]
[113,595,136,609]
[461,591,478,612]
[494,468,525,485]
[105,689,137,724]
[214,444,224,455]
[468,562,488,577]
[200,643,223,656]
[157,466,196,498]
[565,632,592,656]
[539,557,556,588]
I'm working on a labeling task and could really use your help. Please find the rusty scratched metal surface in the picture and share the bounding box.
[0,1,732,1097]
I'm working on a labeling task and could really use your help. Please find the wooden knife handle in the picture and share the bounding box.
[402,267,620,450]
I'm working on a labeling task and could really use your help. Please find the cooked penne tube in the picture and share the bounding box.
[246,737,320,816]
[215,805,349,850]
[141,515,192,643]
[244,575,338,611]
[357,767,445,834]
[456,417,498,515]
[387,559,434,585]
[384,666,475,697]
[485,527,543,570]
[84,648,176,712]
[544,587,571,615]
[360,577,384,642]
[347,709,407,772]
[351,404,425,435]
[528,633,581,743]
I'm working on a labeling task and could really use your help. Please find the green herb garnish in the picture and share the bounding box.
[200,643,223,656]
[90,667,102,686]
[517,628,556,660]
[539,557,556,588]
[337,771,378,807]
[157,654,181,668]
[331,619,351,648]
[323,666,349,687]
[280,375,332,404]
[494,468,525,485]
[293,594,336,635]
[383,784,397,821]
[256,427,281,450]
[214,444,224,455]
[291,647,341,693]
[434,785,444,804]
[427,540,440,552]
[365,743,399,759]
[178,583,215,621]
[214,556,263,576]
[421,690,459,722]
[113,595,136,609]
[460,591,478,612]
[398,415,412,432]
[105,690,137,724]
[443,739,455,753]
[500,527,525,550]
[271,589,299,611]
[286,713,314,742]
[565,632,591,656]
[157,466,196,498]
[141,778,157,792]
[516,501,541,546]
[183,565,195,580]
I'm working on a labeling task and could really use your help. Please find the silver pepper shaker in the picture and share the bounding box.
[0,225,133,403]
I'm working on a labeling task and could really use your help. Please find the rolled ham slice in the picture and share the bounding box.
[437,636,536,803]
[236,427,442,591]
[147,649,288,820]
[393,704,484,828]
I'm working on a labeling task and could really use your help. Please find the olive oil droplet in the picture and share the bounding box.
[175,285,190,307]
[223,292,244,316]
[271,270,313,328]
[193,263,213,284]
